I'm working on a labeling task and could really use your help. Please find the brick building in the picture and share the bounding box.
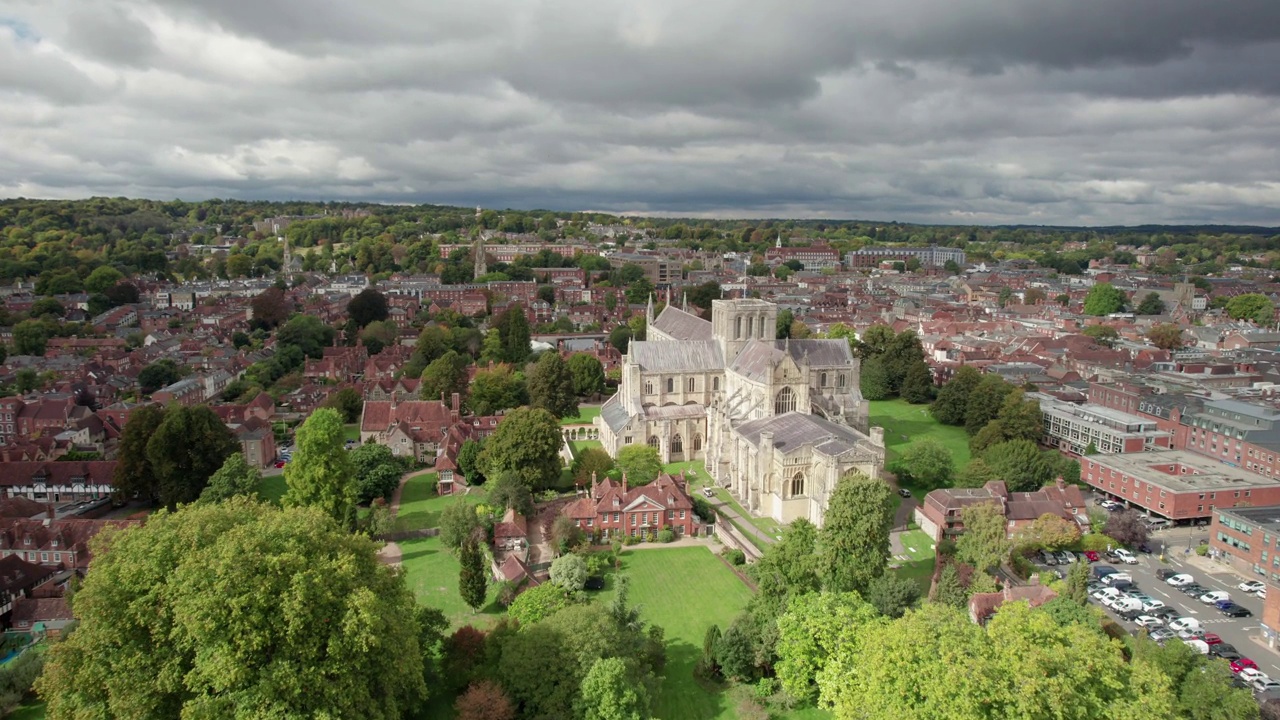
[1082,450,1280,522]
[562,472,701,539]
[915,479,1088,542]
[1034,393,1172,455]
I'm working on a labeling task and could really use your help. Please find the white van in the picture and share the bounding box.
[1111,598,1143,613]
[1102,573,1133,585]
[1183,638,1210,655]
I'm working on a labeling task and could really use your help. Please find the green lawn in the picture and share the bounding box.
[560,406,601,425]
[343,424,361,443]
[601,547,755,720]
[892,529,939,595]
[399,534,505,628]
[394,473,486,532]
[896,528,936,562]
[10,702,45,720]
[569,439,603,456]
[257,475,287,504]
[869,398,971,466]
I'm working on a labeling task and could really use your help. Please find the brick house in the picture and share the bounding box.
[0,461,117,503]
[562,472,700,539]
[915,479,1088,542]
[0,517,139,569]
[360,396,459,463]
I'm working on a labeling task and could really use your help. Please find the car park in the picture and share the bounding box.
[1140,598,1166,612]
[1239,668,1267,683]
[1239,580,1266,594]
[1166,574,1194,587]
[1108,579,1134,592]
[1211,643,1238,657]
[1117,607,1145,621]
[1093,565,1120,578]
[1218,649,1244,662]
[1056,551,1075,564]
[1102,572,1133,585]
[1113,549,1138,564]
[1151,607,1182,622]
[1255,680,1280,695]
[1221,604,1253,618]
[1199,591,1230,604]
[1092,587,1123,602]
[1134,615,1164,628]
[1202,633,1223,645]
[1041,551,1058,566]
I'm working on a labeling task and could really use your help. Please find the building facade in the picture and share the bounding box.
[1035,393,1173,455]
[845,246,966,269]
[1082,450,1280,522]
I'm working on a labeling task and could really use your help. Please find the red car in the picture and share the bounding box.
[1202,633,1223,646]
[274,461,287,468]
[1084,551,1100,563]
[1231,658,1258,673]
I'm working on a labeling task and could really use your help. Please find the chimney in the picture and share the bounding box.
[622,472,628,494]
[46,502,55,520]
[591,471,598,499]
[450,393,460,422]
[1054,476,1066,490]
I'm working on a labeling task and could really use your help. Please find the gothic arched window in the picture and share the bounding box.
[820,372,828,387]
[774,387,796,414]
[790,472,805,497]
[687,377,695,392]
[666,377,674,393]
[647,436,659,449]
[644,381,653,394]
[713,377,720,391]
[693,434,703,451]
[671,434,683,453]
[837,374,846,388]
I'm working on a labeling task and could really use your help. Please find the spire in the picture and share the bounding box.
[776,233,782,249]
[646,293,654,325]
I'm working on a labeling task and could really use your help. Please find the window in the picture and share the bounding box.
[666,378,674,393]
[687,377,695,392]
[624,436,633,444]
[671,434,683,454]
[631,514,637,526]
[735,317,742,338]
[613,513,620,522]
[644,382,652,394]
[791,472,805,497]
[647,436,659,449]
[680,510,686,519]
[774,387,796,414]
[41,553,47,562]
[53,553,60,563]
[820,372,828,387]
[838,374,846,387]
[713,377,720,391]
[693,434,702,452]
[747,317,754,337]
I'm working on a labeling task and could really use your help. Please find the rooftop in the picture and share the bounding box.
[1086,449,1280,493]
[1218,505,1280,533]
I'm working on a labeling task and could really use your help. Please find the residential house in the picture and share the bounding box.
[915,479,1088,542]
[561,472,700,539]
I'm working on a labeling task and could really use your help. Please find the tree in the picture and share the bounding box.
[250,286,290,329]
[549,514,584,554]
[615,444,662,486]
[147,405,239,508]
[573,447,614,485]
[881,331,926,393]
[84,265,125,294]
[527,352,578,419]
[715,617,759,682]
[1227,293,1276,324]
[865,574,921,618]
[15,368,37,393]
[892,439,954,491]
[859,356,892,400]
[479,408,564,490]
[12,319,48,356]
[440,502,485,550]
[817,471,893,594]
[1104,509,1151,548]
[138,359,184,394]
[359,319,399,354]
[1083,282,1128,316]
[776,309,795,339]
[283,408,358,528]
[775,592,879,702]
[899,361,934,404]
[506,582,576,626]
[31,297,65,318]
[347,287,389,327]
[1024,288,1046,305]
[459,534,488,611]
[113,405,167,502]
[455,680,516,720]
[931,561,968,607]
[495,305,532,364]
[608,325,632,354]
[1082,324,1120,348]
[321,386,365,424]
[930,365,982,425]
[857,324,896,358]
[350,443,403,504]
[578,657,651,720]
[468,363,525,417]
[1148,323,1186,350]
[488,472,535,518]
[956,502,1010,573]
[998,286,1014,308]
[200,453,262,503]
[277,314,336,359]
[104,280,140,306]
[550,554,588,592]
[964,374,1014,435]
[1017,513,1081,551]
[419,351,470,403]
[37,499,428,719]
[982,439,1057,492]
[994,389,1043,444]
[457,439,485,484]
[567,353,606,397]
[1065,558,1090,605]
[1056,293,1071,306]
[1136,292,1166,315]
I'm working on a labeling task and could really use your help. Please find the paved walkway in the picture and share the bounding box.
[378,470,433,567]
[708,496,776,546]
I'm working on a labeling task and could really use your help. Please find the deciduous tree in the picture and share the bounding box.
[138,358,184,394]
[550,554,588,592]
[199,452,262,503]
[567,353,606,397]
[956,502,1010,573]
[84,265,124,295]
[899,360,934,404]
[347,287,390,327]
[578,657,651,720]
[1083,283,1128,316]
[1104,509,1151,549]
[282,408,358,528]
[14,320,50,356]
[1227,293,1276,324]
[817,472,893,594]
[859,356,892,400]
[982,439,1057,492]
[1083,324,1120,348]
[614,444,662,486]
[776,591,878,702]
[1136,292,1166,315]
[572,447,615,485]
[349,442,403,504]
[455,680,515,720]
[457,439,485,485]
[467,363,525,417]
[112,404,167,503]
[249,286,290,330]
[964,374,1014,435]
[866,574,921,618]
[321,386,364,423]
[1017,512,1081,551]
[931,561,968,607]
[147,404,239,508]
[527,351,578,418]
[892,439,954,491]
[930,365,982,426]
[1148,323,1186,350]
[419,350,470,404]
[479,407,564,491]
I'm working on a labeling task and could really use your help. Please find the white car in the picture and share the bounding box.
[1167,574,1195,587]
[1239,580,1266,594]
[1177,627,1204,640]
[1141,599,1166,612]
[1240,668,1268,683]
[1111,598,1143,613]
[1114,549,1138,564]
[1092,587,1122,602]
[1255,679,1280,695]
[1168,617,1202,633]
[1200,591,1230,605]
[1258,587,1268,599]
[1134,615,1164,628]
[1103,573,1133,585]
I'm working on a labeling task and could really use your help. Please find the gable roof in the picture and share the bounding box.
[735,412,869,457]
[629,341,724,373]
[651,306,714,341]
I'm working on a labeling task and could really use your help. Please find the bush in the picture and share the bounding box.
[623,534,641,546]
[755,677,780,701]
[1196,544,1209,556]
[497,580,520,608]
[692,496,716,523]
[937,538,958,558]
[1079,533,1120,552]
[657,529,675,543]
[1010,554,1036,580]
[722,548,746,566]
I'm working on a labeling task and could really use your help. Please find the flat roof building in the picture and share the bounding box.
[1035,394,1173,455]
[1083,449,1280,522]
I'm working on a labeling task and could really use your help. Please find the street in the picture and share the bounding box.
[1081,523,1280,681]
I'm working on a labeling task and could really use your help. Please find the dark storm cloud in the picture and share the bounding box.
[0,0,1277,224]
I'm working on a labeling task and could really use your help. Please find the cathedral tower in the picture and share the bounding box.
[711,299,778,363]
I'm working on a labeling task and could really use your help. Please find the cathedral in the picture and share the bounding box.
[595,298,886,528]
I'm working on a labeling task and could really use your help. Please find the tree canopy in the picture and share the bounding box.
[479,407,564,490]
[816,471,893,594]
[1083,283,1128,316]
[283,408,358,528]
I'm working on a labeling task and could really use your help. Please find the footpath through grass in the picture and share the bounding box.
[394,472,486,532]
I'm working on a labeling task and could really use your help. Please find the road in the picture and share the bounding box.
[1078,523,1280,681]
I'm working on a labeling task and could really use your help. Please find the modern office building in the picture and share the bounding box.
[845,246,966,269]
[1082,450,1280,521]
[1034,394,1173,455]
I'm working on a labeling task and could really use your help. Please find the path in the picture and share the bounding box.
[378,469,428,567]
[708,496,776,546]
[624,537,716,551]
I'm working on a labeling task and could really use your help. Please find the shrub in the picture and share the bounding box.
[1196,544,1209,556]
[722,548,746,566]
[1010,554,1036,580]
[623,534,641,546]
[755,677,780,701]
[936,538,958,558]
[1079,533,1120,552]
[692,496,716,522]
[657,529,675,543]
[497,580,520,608]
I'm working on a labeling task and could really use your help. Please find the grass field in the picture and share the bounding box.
[10,702,45,720]
[893,528,938,594]
[394,473,486,532]
[399,534,504,628]
[868,398,971,467]
[343,424,361,443]
[257,475,287,504]
[560,406,601,425]
[569,439,603,456]
[601,547,755,720]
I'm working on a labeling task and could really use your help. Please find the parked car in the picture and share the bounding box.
[1137,543,1153,554]
[1257,587,1268,599]
[1156,569,1179,581]
[1177,628,1205,641]
[1151,607,1182,621]
[1231,659,1259,674]
[1239,580,1266,594]
[1114,549,1138,564]
[1134,615,1164,628]
[1094,566,1121,579]
[1092,587,1123,602]
[1146,518,1172,530]
[1199,591,1230,605]
[1183,638,1211,655]
[1108,579,1135,592]
[1210,643,1239,657]
[1222,604,1253,618]
[1168,617,1202,632]
[1166,574,1195,587]
[1084,550,1100,563]
[1180,583,1209,597]
[1041,551,1058,566]
[1056,551,1076,564]
[701,487,715,498]
[1202,633,1223,645]
[274,460,286,468]
[1117,607,1145,621]
[1103,573,1133,586]
[897,488,911,498]
[1238,666,1265,682]
[1140,598,1166,612]
[1253,679,1280,695]
[1217,649,1244,662]
[1149,628,1177,643]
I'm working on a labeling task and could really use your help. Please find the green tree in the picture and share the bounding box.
[578,657,650,720]
[12,319,48,356]
[468,363,525,417]
[488,472,535,518]
[359,319,399,354]
[199,452,262,503]
[322,386,365,423]
[1227,293,1276,324]
[147,405,239,508]
[112,405,167,503]
[458,534,488,610]
[550,554,588,592]
[1148,323,1186,350]
[931,561,968,607]
[1136,292,1166,315]
[899,360,934,404]
[891,440,951,492]
[84,265,125,294]
[479,408,564,491]
[882,331,926,394]
[572,447,614,484]
[527,352,578,418]
[956,502,1010,572]
[1083,324,1120,348]
[457,439,485,484]
[30,297,65,318]
[856,324,896,358]
[350,442,403,504]
[37,498,428,720]
[982,439,1058,492]
[775,591,878,702]
[1065,558,1090,605]
[1056,293,1071,307]
[930,365,982,426]
[506,582,576,626]
[283,408,358,528]
[277,314,337,359]
[714,617,759,682]
[776,309,795,339]
[567,353,606,397]
[420,350,470,403]
[1018,512,1082,551]
[615,444,662,486]
[817,472,893,594]
[994,389,1043,444]
[963,374,1014,435]
[1083,283,1128,316]
[608,325,632,354]
[138,359,184,394]
[859,356,892,400]
[15,368,38,393]
[496,305,532,364]
[348,287,390,327]
[439,502,485,550]
[866,574,921,618]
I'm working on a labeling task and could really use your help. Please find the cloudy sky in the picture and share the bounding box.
[2,0,1279,225]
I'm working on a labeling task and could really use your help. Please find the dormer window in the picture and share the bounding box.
[23,536,30,546]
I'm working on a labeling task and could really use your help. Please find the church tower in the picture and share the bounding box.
[711,299,778,363]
